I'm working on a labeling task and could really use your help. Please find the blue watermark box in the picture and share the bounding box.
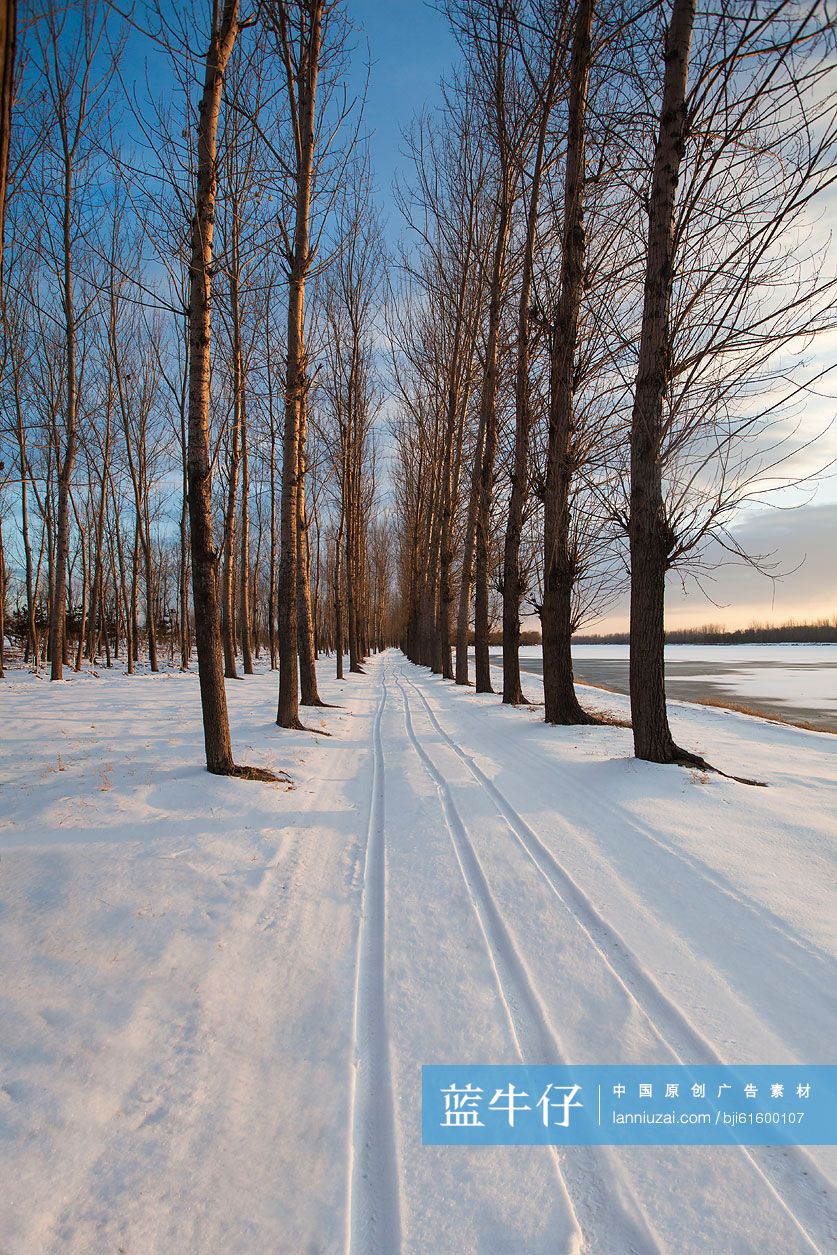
[422,1065,837,1146]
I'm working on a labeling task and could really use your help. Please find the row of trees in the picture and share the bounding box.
[393,0,836,764]
[2,0,835,774]
[0,0,395,773]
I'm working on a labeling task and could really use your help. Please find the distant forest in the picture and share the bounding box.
[573,618,837,645]
[476,619,837,647]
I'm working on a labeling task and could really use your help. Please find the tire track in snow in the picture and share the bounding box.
[404,667,835,1253]
[345,662,402,1255]
[395,674,662,1255]
[486,659,829,969]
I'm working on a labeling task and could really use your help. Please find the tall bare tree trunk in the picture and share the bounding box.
[297,393,323,703]
[268,403,277,669]
[334,505,344,678]
[426,460,443,673]
[50,144,78,681]
[346,512,360,673]
[71,495,87,671]
[0,518,5,677]
[473,194,510,693]
[143,504,158,671]
[239,381,254,673]
[221,347,241,679]
[629,0,696,763]
[187,0,240,774]
[175,319,191,670]
[7,339,38,666]
[110,472,134,674]
[131,519,140,661]
[502,83,553,705]
[455,412,484,685]
[179,483,190,668]
[251,509,261,657]
[87,438,109,663]
[541,0,596,726]
[472,3,521,696]
[436,391,456,680]
[0,0,15,274]
[275,0,323,729]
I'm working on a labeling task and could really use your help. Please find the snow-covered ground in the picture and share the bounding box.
[1,652,835,1253]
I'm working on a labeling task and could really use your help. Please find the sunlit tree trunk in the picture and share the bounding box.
[455,415,483,685]
[239,379,254,674]
[187,0,240,773]
[0,0,15,273]
[629,0,696,763]
[297,393,324,703]
[49,145,78,680]
[275,0,324,729]
[541,0,596,726]
[222,260,242,679]
[473,192,511,693]
[502,71,554,705]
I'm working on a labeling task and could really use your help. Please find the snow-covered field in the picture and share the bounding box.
[506,643,837,729]
[1,652,836,1253]
[571,644,837,710]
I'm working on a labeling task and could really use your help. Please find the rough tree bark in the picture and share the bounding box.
[187,0,241,773]
[473,190,512,693]
[239,372,254,673]
[455,412,484,685]
[473,4,519,695]
[628,0,696,763]
[541,0,596,726]
[436,262,476,681]
[501,58,555,705]
[275,0,323,729]
[221,250,242,679]
[178,374,191,670]
[49,122,78,680]
[334,502,344,678]
[296,392,324,703]
[436,382,457,680]
[0,0,15,273]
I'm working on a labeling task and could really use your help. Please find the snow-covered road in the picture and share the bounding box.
[1,650,835,1253]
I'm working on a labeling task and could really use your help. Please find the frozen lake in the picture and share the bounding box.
[489,644,837,731]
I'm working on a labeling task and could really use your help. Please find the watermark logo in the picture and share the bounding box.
[422,1065,837,1146]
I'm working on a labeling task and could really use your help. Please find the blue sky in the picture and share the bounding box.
[344,1,457,241]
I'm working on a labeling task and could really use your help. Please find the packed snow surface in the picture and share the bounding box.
[1,651,835,1253]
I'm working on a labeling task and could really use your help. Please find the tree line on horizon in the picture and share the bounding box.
[0,0,835,774]
[447,618,837,646]
[576,618,837,646]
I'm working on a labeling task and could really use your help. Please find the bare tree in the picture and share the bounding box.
[539,0,598,724]
[406,87,489,682]
[0,0,14,271]
[319,157,382,678]
[501,2,565,704]
[27,0,115,680]
[187,0,248,773]
[269,0,325,728]
[625,0,837,765]
[448,0,535,693]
